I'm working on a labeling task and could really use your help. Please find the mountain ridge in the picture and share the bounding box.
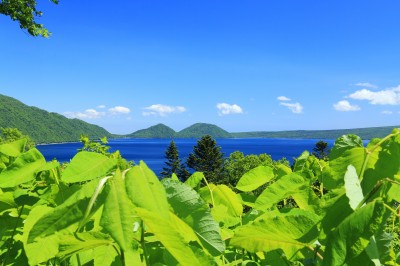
[1,94,398,142]
[0,94,112,143]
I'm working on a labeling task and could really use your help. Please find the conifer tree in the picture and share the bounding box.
[161,140,189,181]
[186,135,224,184]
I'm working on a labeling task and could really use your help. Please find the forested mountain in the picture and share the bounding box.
[0,94,111,143]
[127,123,232,139]
[175,123,233,138]
[231,126,400,140]
[127,123,176,138]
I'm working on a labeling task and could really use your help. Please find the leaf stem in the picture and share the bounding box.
[77,175,112,232]
[202,175,215,206]
[140,221,150,265]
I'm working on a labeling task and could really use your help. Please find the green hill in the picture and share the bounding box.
[0,94,111,143]
[231,126,399,140]
[127,123,176,138]
[175,123,232,138]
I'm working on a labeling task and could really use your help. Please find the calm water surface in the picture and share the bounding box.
[37,138,336,175]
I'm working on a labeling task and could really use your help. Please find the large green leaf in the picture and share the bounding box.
[185,172,205,189]
[100,169,136,251]
[200,184,242,226]
[0,148,46,188]
[125,161,169,220]
[323,200,385,266]
[22,205,66,265]
[28,179,105,243]
[254,173,306,211]
[362,138,400,194]
[0,138,27,157]
[236,165,274,192]
[293,151,310,172]
[162,179,225,256]
[292,186,321,214]
[327,134,366,190]
[135,207,216,266]
[344,165,364,210]
[62,151,117,183]
[230,209,320,259]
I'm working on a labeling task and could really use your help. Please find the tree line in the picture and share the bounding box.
[160,135,329,188]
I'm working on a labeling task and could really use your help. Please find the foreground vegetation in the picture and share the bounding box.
[0,129,400,265]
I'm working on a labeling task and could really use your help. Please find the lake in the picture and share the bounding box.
[37,138,336,175]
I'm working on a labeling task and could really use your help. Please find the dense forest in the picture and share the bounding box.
[0,94,111,143]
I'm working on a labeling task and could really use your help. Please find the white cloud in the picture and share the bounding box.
[280,102,303,114]
[108,106,131,115]
[333,100,360,111]
[381,110,393,115]
[142,104,186,116]
[216,103,243,116]
[277,96,291,101]
[97,105,106,109]
[348,86,400,105]
[355,82,378,89]
[64,109,105,119]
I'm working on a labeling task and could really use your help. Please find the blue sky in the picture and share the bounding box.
[1,1,400,134]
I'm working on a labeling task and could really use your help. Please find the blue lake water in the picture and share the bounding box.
[37,138,337,175]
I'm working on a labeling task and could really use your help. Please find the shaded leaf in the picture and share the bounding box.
[323,200,385,265]
[162,179,225,256]
[254,173,306,211]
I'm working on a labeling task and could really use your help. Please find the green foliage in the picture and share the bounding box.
[313,140,330,160]
[0,128,400,265]
[0,0,58,37]
[160,140,190,181]
[0,94,112,143]
[127,123,176,138]
[176,123,232,138]
[231,125,400,139]
[187,135,225,184]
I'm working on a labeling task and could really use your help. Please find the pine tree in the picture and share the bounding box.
[186,135,224,184]
[160,140,189,181]
[312,140,329,161]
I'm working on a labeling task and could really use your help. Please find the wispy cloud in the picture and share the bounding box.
[333,100,360,111]
[277,96,291,101]
[381,110,393,115]
[216,103,243,116]
[354,82,378,89]
[97,105,106,109]
[64,109,106,119]
[348,86,400,105]
[108,106,131,115]
[142,104,186,116]
[277,96,303,114]
[280,102,303,114]
[65,105,130,119]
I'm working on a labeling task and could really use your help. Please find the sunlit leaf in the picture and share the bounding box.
[62,151,117,183]
[125,161,169,220]
[0,148,45,188]
[236,165,274,192]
